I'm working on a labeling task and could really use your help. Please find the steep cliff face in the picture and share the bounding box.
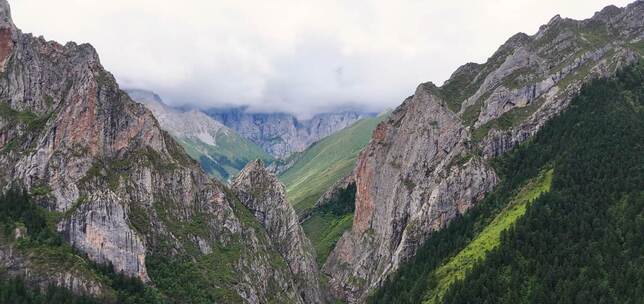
[232,160,323,303]
[323,2,643,302]
[323,87,499,303]
[0,2,154,281]
[0,235,114,299]
[206,108,373,158]
[127,89,272,181]
[0,1,303,302]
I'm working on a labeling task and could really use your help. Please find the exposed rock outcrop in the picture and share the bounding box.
[323,85,499,303]
[0,240,114,299]
[232,160,323,303]
[323,2,643,302]
[126,89,271,181]
[206,108,374,158]
[0,1,304,301]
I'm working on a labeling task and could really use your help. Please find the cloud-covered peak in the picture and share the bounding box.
[11,0,633,117]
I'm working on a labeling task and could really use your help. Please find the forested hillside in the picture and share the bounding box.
[370,62,644,303]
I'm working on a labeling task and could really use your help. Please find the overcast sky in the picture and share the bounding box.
[11,0,632,117]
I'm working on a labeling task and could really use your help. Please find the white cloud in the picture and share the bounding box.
[10,0,633,116]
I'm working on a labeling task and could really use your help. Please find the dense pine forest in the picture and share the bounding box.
[370,62,644,304]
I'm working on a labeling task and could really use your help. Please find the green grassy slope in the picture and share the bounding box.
[369,62,644,304]
[279,115,386,265]
[279,115,387,215]
[301,182,356,265]
[425,169,553,304]
[442,61,644,304]
[303,212,353,265]
[178,132,272,181]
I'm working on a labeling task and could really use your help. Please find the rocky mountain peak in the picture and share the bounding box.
[0,0,13,26]
[594,4,622,21]
[126,89,163,104]
[322,2,642,302]
[128,89,229,142]
[548,14,563,24]
[0,0,13,74]
[446,62,481,83]
[0,2,309,301]
[491,32,533,60]
[232,159,324,303]
[236,159,268,179]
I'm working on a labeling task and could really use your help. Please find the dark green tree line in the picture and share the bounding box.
[370,62,644,304]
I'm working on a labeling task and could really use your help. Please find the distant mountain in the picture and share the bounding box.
[279,114,388,215]
[277,114,388,265]
[126,90,272,180]
[205,107,376,158]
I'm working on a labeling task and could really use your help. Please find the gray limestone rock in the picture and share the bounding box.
[233,160,324,303]
[0,1,305,301]
[206,108,374,158]
[322,2,643,302]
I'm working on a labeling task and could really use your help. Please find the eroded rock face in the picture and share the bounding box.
[323,85,499,303]
[128,89,229,143]
[0,1,303,301]
[206,108,373,158]
[0,242,113,299]
[323,2,643,302]
[58,190,149,281]
[233,160,323,303]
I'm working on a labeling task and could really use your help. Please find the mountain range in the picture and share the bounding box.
[0,1,322,302]
[0,0,642,303]
[126,89,376,181]
[126,89,272,181]
[321,2,643,302]
[204,107,375,158]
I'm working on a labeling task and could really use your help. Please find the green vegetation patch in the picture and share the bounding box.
[303,213,353,266]
[436,63,483,113]
[80,147,181,192]
[370,62,644,304]
[0,102,50,132]
[301,183,356,265]
[280,115,387,215]
[578,19,613,48]
[557,48,616,91]
[146,190,293,303]
[0,138,17,154]
[424,169,553,304]
[500,66,537,90]
[30,185,52,197]
[143,194,247,303]
[177,129,272,181]
[460,101,483,127]
[629,40,644,55]
[471,97,546,142]
[146,242,245,304]
[442,61,644,304]
[446,152,474,171]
